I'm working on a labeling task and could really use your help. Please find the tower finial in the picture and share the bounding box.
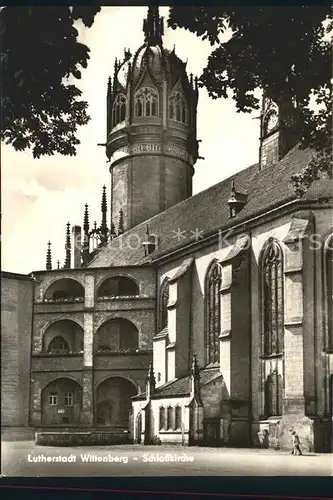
[64,222,71,269]
[101,185,108,243]
[83,203,89,235]
[118,208,124,236]
[46,241,52,271]
[143,6,164,46]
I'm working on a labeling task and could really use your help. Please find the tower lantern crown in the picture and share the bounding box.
[106,6,200,233]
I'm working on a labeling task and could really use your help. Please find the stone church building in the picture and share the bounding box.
[1,7,332,451]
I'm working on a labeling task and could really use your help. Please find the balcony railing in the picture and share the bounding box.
[41,297,84,304]
[33,351,84,357]
[95,348,143,355]
[97,295,140,301]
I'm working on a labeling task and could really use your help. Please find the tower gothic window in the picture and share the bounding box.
[134,87,158,117]
[112,94,127,127]
[169,92,188,125]
[324,234,333,352]
[205,260,222,365]
[261,240,284,356]
[159,279,169,331]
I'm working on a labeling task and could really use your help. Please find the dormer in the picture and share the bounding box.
[228,180,248,218]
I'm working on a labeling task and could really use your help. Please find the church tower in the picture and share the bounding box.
[259,92,299,170]
[106,7,199,232]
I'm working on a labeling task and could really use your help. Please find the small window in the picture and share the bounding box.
[157,372,161,382]
[167,407,173,430]
[175,406,182,430]
[159,407,165,430]
[159,280,169,330]
[64,393,73,407]
[49,393,58,405]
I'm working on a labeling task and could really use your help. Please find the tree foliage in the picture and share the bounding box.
[1,6,100,158]
[168,6,332,195]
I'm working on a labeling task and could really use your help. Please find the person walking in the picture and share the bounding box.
[291,431,302,455]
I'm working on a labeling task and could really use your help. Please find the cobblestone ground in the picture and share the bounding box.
[2,441,332,477]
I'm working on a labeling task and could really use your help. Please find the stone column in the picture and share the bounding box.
[82,273,95,426]
[280,211,315,450]
[219,235,251,446]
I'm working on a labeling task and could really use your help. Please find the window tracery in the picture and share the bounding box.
[205,261,222,365]
[134,87,158,117]
[169,92,188,125]
[261,240,284,356]
[112,94,126,127]
[260,239,284,418]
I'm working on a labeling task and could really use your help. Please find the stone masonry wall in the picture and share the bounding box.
[1,274,34,427]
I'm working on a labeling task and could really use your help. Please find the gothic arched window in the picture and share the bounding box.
[324,233,333,352]
[134,87,158,118]
[205,260,222,365]
[159,407,165,430]
[265,371,283,417]
[112,94,127,127]
[169,92,188,125]
[261,240,284,356]
[48,336,69,354]
[159,279,169,331]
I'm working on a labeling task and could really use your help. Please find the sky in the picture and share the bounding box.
[1,6,260,274]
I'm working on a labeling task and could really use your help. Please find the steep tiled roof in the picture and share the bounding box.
[132,367,221,400]
[88,146,331,268]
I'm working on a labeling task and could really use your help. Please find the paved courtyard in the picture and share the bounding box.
[1,441,332,476]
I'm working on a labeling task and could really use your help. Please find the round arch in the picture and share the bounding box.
[95,374,139,392]
[96,275,139,299]
[44,278,84,302]
[95,317,139,353]
[41,377,83,426]
[41,316,84,336]
[40,374,82,393]
[42,319,84,354]
[94,376,138,428]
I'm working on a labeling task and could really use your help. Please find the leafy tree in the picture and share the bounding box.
[168,6,332,196]
[1,6,100,158]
